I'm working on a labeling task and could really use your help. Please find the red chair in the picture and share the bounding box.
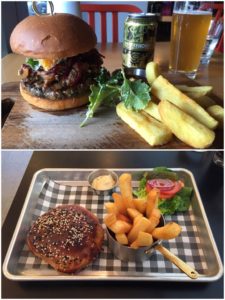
[80,4,142,43]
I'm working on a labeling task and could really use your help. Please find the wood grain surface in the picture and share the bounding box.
[1,79,223,149]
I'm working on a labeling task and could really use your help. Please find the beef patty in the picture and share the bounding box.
[27,205,104,273]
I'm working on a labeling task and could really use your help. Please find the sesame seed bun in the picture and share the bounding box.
[20,83,89,111]
[10,13,97,60]
[27,205,104,273]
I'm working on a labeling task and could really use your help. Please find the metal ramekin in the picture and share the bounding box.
[88,169,118,196]
[106,215,165,262]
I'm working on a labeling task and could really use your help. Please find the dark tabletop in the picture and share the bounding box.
[2,151,224,299]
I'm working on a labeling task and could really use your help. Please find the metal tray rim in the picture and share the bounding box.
[3,168,224,282]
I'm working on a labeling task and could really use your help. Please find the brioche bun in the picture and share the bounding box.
[20,83,89,111]
[10,13,97,59]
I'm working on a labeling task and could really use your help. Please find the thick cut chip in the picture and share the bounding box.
[152,75,218,129]
[118,173,135,209]
[109,220,132,234]
[143,101,162,122]
[175,85,213,96]
[146,61,160,85]
[127,217,151,243]
[207,105,224,129]
[158,100,215,149]
[116,102,172,146]
[136,231,153,247]
[127,208,142,220]
[133,198,147,214]
[151,222,181,240]
[115,233,129,245]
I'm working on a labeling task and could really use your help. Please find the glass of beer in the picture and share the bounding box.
[169,2,212,79]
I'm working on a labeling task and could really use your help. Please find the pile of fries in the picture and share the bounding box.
[116,62,224,148]
[104,173,181,249]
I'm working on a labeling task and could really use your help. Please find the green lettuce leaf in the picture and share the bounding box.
[25,58,40,70]
[133,172,148,198]
[134,168,192,215]
[158,187,193,215]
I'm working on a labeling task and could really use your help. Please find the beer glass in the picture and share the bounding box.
[169,2,212,79]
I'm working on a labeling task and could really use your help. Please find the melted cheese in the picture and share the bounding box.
[39,59,56,71]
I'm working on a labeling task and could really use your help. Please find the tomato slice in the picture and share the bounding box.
[146,180,184,199]
[146,184,152,193]
[147,179,175,191]
[160,181,184,199]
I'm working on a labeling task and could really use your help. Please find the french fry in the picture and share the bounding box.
[133,214,143,225]
[133,198,147,214]
[130,240,139,249]
[118,173,135,209]
[136,231,153,247]
[110,220,132,234]
[104,202,118,215]
[207,105,224,129]
[117,213,131,223]
[143,101,162,122]
[146,215,160,233]
[186,94,216,108]
[175,85,213,96]
[115,233,129,245]
[151,222,181,240]
[128,217,151,243]
[127,208,142,220]
[150,208,161,220]
[158,100,215,149]
[104,172,182,249]
[112,192,127,214]
[104,213,117,227]
[152,75,218,130]
[116,102,173,146]
[146,61,160,85]
[146,188,159,218]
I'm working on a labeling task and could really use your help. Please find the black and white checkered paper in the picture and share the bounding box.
[17,179,208,276]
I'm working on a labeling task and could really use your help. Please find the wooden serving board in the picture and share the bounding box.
[2,81,223,149]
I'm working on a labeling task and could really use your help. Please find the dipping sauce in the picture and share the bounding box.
[92,175,115,191]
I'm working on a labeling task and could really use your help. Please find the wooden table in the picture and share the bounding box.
[2,42,224,149]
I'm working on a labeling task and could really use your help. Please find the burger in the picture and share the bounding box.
[27,204,104,273]
[10,13,104,111]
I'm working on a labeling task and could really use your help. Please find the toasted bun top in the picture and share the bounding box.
[10,13,97,59]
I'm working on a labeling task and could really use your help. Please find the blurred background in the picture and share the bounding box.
[2,1,223,56]
[3,1,223,57]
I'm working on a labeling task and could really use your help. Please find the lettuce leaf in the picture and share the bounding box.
[158,187,193,215]
[134,168,193,215]
[133,172,148,198]
[26,58,40,70]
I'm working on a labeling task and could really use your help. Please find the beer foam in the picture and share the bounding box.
[173,10,212,15]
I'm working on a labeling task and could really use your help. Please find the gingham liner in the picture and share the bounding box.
[17,179,208,275]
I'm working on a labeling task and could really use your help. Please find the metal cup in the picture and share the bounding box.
[106,215,165,262]
[88,169,118,196]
